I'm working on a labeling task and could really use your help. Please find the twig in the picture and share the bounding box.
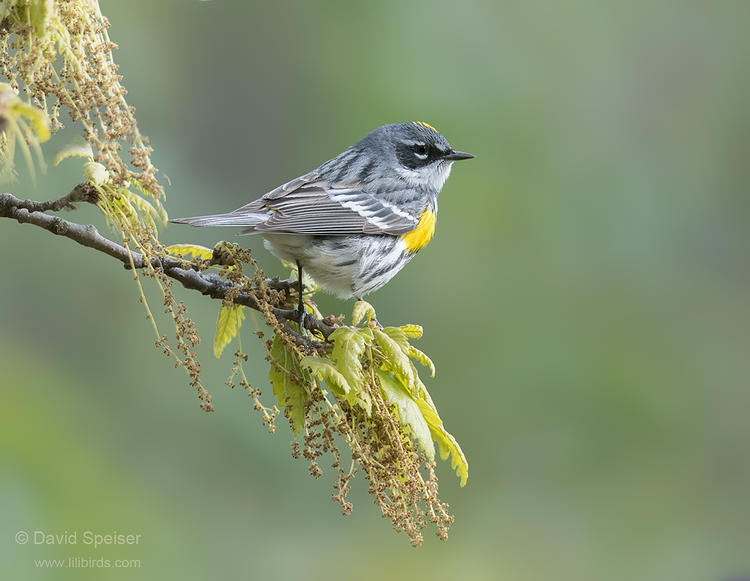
[4,184,99,213]
[0,192,337,348]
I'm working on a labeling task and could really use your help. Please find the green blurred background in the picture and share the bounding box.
[2,1,749,579]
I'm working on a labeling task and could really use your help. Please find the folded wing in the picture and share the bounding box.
[237,172,419,236]
[173,170,420,236]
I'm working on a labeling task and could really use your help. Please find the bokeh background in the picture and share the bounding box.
[2,1,749,579]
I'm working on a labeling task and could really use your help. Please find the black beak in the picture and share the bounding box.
[443,149,475,161]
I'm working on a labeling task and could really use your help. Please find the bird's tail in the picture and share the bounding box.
[170,212,266,230]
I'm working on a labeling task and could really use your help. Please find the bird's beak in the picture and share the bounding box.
[443,149,475,161]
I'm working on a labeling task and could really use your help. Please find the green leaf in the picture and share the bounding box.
[373,328,414,391]
[301,356,351,396]
[129,176,169,224]
[381,326,412,355]
[213,304,244,358]
[28,0,53,38]
[415,398,469,487]
[19,105,50,143]
[301,353,372,413]
[119,187,166,229]
[329,327,369,390]
[0,87,49,183]
[166,244,213,260]
[408,345,435,378]
[269,336,308,434]
[352,300,376,326]
[83,161,109,185]
[54,141,93,166]
[400,324,423,339]
[377,369,434,461]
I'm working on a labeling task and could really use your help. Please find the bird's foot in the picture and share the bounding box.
[297,305,308,334]
[369,317,383,330]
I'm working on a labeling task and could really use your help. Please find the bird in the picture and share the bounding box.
[172,121,474,331]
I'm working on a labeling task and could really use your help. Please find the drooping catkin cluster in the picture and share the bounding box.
[195,241,460,545]
[305,386,455,546]
[1,0,211,405]
[1,0,161,196]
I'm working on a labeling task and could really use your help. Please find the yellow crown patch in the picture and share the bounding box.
[412,121,438,133]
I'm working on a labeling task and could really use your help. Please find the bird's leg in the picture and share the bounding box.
[296,260,307,333]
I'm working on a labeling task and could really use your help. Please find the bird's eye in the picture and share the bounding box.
[414,144,428,159]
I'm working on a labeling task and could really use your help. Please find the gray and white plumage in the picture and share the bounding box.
[172,122,473,298]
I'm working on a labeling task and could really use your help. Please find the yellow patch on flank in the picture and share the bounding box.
[402,209,436,253]
[413,121,438,133]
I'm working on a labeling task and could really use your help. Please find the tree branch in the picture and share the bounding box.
[0,192,337,349]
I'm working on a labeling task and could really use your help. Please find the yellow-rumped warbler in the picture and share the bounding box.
[173,122,473,327]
